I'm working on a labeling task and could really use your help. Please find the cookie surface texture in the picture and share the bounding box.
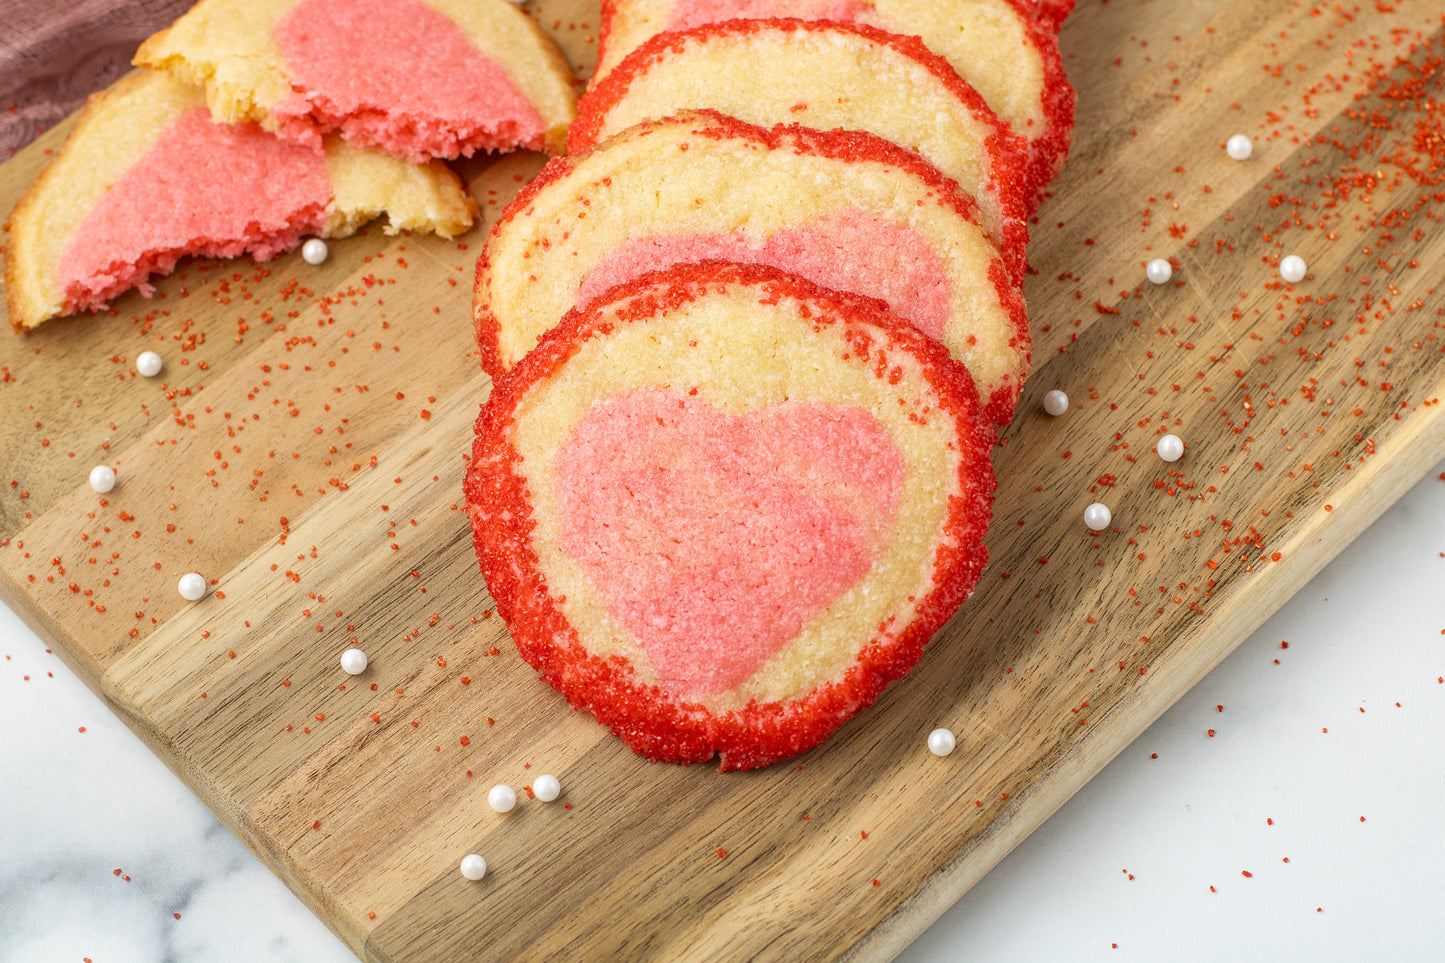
[465,262,995,770]
[593,0,1074,209]
[573,19,1031,265]
[474,112,1029,425]
[136,0,577,160]
[4,68,474,332]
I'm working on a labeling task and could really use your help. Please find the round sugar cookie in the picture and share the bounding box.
[474,111,1030,425]
[465,261,995,770]
[592,0,1074,209]
[572,20,1031,259]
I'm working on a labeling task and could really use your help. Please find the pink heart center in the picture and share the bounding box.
[61,108,331,313]
[575,210,950,342]
[557,389,904,698]
[664,0,876,32]
[272,0,545,159]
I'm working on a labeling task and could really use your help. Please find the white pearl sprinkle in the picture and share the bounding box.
[136,351,163,377]
[1157,434,1185,463]
[533,774,561,802]
[177,572,208,601]
[459,854,487,881]
[927,727,956,757]
[340,648,368,675]
[1042,389,1069,417]
[1084,502,1113,531]
[1279,254,1307,283]
[488,784,517,813]
[1226,134,1253,160]
[88,465,116,494]
[301,238,329,265]
[1146,258,1173,285]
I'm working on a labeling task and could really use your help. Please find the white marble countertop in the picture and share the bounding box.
[4,455,1442,962]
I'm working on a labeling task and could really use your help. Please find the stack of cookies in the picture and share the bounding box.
[467,0,1078,769]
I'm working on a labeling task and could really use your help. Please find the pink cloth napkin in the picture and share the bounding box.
[1,0,194,156]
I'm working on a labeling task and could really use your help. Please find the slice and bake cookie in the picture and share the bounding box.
[475,112,1029,425]
[136,0,578,161]
[465,262,995,770]
[593,0,1074,210]
[571,20,1030,271]
[4,69,475,332]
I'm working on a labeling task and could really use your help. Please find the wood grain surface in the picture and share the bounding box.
[4,1,1445,960]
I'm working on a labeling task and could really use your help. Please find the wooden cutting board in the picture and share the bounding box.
[4,1,1445,959]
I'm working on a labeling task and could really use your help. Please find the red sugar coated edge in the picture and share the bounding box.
[568,18,1037,223]
[587,5,1074,213]
[1001,5,1075,207]
[593,0,632,76]
[999,0,1077,36]
[473,108,1030,422]
[983,255,1031,426]
[465,261,994,770]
